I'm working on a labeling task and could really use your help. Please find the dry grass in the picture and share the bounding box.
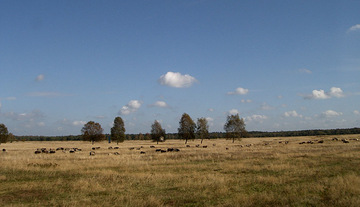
[1,135,360,206]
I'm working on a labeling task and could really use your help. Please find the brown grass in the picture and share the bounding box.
[1,135,360,206]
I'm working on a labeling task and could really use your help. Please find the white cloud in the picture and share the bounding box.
[321,110,343,118]
[158,71,197,88]
[284,110,303,118]
[120,100,142,115]
[227,87,249,95]
[72,121,86,126]
[206,117,214,122]
[241,99,252,103]
[329,87,344,98]
[150,101,169,108]
[348,24,360,32]
[208,108,214,112]
[299,68,312,74]
[354,110,360,115]
[304,87,345,99]
[36,74,45,81]
[228,109,239,115]
[245,114,268,123]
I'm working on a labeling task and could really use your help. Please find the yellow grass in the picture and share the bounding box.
[1,135,360,206]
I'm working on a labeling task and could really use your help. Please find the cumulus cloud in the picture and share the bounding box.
[284,110,303,118]
[320,110,343,118]
[353,110,360,115]
[120,100,142,115]
[158,72,197,88]
[329,87,344,98]
[227,87,249,95]
[299,68,312,74]
[36,74,45,81]
[245,115,268,123]
[304,87,344,99]
[150,101,169,108]
[348,24,360,32]
[228,109,239,115]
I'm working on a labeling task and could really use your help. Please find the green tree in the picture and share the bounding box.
[224,114,247,143]
[178,113,196,144]
[81,121,105,144]
[197,118,209,144]
[0,123,9,145]
[111,117,126,144]
[151,120,166,144]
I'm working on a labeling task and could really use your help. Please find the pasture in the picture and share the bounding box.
[1,135,360,206]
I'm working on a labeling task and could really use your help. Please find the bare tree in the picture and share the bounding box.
[197,118,209,144]
[178,113,196,144]
[81,121,105,144]
[151,120,166,144]
[224,114,247,143]
[111,117,126,144]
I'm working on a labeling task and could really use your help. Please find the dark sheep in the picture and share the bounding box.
[226,147,229,150]
[318,140,324,143]
[161,150,167,153]
[140,151,146,154]
[150,146,155,148]
[49,150,56,154]
[69,150,75,153]
[167,148,174,152]
[35,150,41,154]
[92,147,96,150]
[155,149,161,152]
[90,151,95,156]
[186,145,190,147]
[129,147,135,150]
[2,149,6,152]
[114,147,119,149]
[202,146,207,148]
[174,148,180,152]
[108,147,113,149]
[195,144,200,148]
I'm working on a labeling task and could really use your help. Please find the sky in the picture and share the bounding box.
[1,0,360,136]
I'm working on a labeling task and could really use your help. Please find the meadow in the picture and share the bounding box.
[1,135,360,207]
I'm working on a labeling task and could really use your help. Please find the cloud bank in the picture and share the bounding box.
[158,72,197,88]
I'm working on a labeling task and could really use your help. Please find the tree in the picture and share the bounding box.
[224,114,247,143]
[0,123,9,145]
[178,113,196,144]
[151,120,166,144]
[197,118,209,144]
[111,117,126,144]
[81,121,105,144]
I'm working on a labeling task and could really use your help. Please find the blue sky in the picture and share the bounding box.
[1,0,360,136]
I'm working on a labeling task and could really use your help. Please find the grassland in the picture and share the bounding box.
[1,135,360,207]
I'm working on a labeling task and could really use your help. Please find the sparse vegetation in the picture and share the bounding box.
[1,135,359,206]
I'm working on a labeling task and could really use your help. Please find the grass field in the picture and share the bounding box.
[1,135,360,206]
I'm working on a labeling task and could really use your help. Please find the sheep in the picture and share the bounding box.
[114,147,119,149]
[186,145,190,147]
[167,148,174,152]
[34,150,41,154]
[89,151,95,156]
[2,149,6,152]
[150,146,155,148]
[140,151,146,154]
[155,149,161,152]
[202,146,208,148]
[108,147,113,149]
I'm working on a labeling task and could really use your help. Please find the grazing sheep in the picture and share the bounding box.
[174,148,180,152]
[89,151,95,156]
[108,147,113,149]
[299,142,305,144]
[332,137,339,141]
[195,144,200,148]
[35,150,41,154]
[150,146,155,148]
[342,139,349,143]
[92,147,96,150]
[114,147,119,149]
[186,145,190,147]
[318,140,324,143]
[226,147,229,150]
[114,152,120,155]
[69,150,75,153]
[161,150,167,153]
[167,148,174,152]
[129,147,135,150]
[2,149,6,152]
[155,149,161,152]
[136,148,141,150]
[202,146,207,148]
[140,151,146,154]
[49,150,56,154]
